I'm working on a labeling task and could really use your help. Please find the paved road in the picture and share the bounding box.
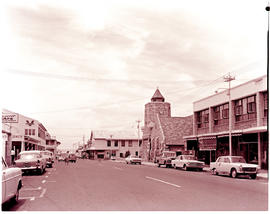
[2,159,268,211]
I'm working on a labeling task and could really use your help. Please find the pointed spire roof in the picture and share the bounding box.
[151,88,165,102]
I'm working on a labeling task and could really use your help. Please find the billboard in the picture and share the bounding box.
[2,113,19,123]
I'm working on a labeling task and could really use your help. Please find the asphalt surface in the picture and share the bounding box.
[2,159,268,211]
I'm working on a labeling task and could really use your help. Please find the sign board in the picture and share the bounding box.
[2,113,19,123]
[199,138,216,151]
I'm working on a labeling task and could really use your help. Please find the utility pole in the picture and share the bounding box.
[136,120,141,155]
[224,73,235,156]
[266,4,270,74]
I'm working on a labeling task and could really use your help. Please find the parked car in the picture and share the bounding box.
[172,155,205,171]
[111,156,116,160]
[41,150,54,168]
[210,156,259,179]
[69,153,77,163]
[156,151,176,168]
[2,157,22,204]
[125,155,142,164]
[14,150,47,175]
[57,155,65,162]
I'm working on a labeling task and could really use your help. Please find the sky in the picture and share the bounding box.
[1,0,268,150]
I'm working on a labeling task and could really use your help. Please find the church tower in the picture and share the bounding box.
[144,88,171,129]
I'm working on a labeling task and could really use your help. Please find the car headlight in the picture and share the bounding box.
[239,165,242,171]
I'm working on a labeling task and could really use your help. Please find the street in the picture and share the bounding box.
[2,159,268,211]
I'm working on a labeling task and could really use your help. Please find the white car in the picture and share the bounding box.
[15,150,47,174]
[172,155,205,171]
[2,157,22,204]
[41,150,54,168]
[210,156,259,179]
[125,155,142,165]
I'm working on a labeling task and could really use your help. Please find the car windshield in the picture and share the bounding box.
[20,153,40,159]
[231,157,246,163]
[183,155,196,160]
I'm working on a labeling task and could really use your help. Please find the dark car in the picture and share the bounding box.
[69,153,77,163]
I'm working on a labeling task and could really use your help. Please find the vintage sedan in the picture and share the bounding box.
[172,155,205,171]
[2,157,22,204]
[125,155,142,165]
[210,156,259,179]
[41,150,54,168]
[14,150,46,175]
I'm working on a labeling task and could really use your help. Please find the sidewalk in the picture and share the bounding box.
[141,161,268,180]
[114,160,268,180]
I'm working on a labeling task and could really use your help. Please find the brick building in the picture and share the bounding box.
[184,75,268,168]
[141,89,193,162]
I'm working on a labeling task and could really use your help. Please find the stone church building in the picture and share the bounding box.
[141,88,193,162]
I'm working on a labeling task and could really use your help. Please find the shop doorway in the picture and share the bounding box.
[239,143,258,164]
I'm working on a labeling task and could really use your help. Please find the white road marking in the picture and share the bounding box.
[21,186,42,191]
[39,188,47,198]
[114,167,123,171]
[19,196,35,201]
[146,176,181,188]
[48,172,51,175]
[45,176,49,178]
[42,180,46,184]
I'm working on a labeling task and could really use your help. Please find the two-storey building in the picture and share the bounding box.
[2,109,61,161]
[87,130,142,159]
[184,75,268,168]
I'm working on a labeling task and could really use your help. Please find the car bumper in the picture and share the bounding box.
[19,166,42,171]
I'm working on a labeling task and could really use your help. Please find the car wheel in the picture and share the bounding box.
[183,165,188,171]
[250,174,257,179]
[212,168,218,175]
[231,169,237,178]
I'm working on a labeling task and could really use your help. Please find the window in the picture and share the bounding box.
[32,129,35,136]
[107,140,111,147]
[25,129,28,135]
[128,140,132,147]
[213,106,220,125]
[121,140,125,147]
[135,151,138,156]
[222,103,229,119]
[197,111,202,128]
[263,92,268,118]
[247,95,256,113]
[203,109,209,123]
[235,99,242,115]
[235,99,243,122]
[114,140,118,147]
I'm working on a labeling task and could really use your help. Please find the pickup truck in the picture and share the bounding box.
[156,151,176,168]
[2,157,23,204]
[210,156,259,179]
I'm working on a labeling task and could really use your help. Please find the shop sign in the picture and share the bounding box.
[12,135,23,140]
[199,138,216,151]
[2,113,19,123]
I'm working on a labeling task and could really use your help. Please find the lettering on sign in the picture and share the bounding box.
[2,113,19,123]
